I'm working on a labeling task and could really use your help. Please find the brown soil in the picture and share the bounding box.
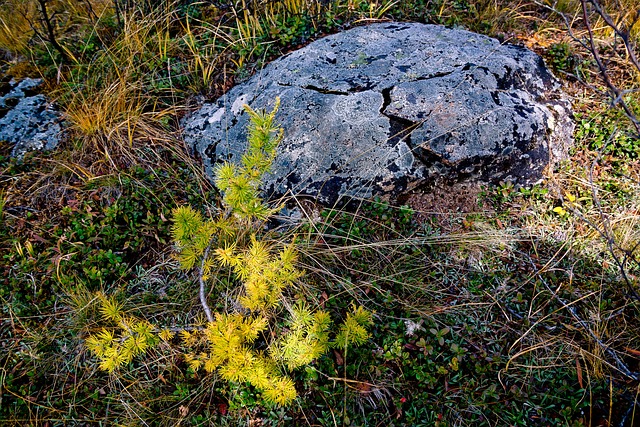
[404,182,495,231]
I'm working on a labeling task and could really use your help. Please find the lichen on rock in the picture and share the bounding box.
[0,77,64,158]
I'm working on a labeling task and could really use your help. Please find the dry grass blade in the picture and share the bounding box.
[0,0,35,54]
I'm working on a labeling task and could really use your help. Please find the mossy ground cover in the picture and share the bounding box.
[1,0,640,425]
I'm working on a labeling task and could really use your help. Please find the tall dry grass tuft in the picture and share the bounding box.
[65,78,146,140]
[0,0,36,55]
[61,78,168,171]
[56,7,179,169]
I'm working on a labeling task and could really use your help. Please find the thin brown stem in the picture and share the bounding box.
[35,0,69,62]
[581,0,640,136]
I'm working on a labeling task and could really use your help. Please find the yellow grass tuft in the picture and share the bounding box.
[56,6,181,165]
[64,77,146,140]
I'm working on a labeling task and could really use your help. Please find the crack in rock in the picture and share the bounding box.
[303,85,349,96]
[379,86,419,149]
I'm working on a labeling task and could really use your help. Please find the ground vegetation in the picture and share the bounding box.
[1,0,639,425]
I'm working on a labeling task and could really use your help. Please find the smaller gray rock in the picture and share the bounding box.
[0,78,64,158]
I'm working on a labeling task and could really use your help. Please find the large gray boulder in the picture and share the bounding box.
[0,78,64,158]
[183,22,574,206]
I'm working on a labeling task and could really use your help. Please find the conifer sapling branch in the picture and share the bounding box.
[199,238,215,323]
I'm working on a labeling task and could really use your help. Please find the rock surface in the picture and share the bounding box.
[0,78,64,158]
[183,22,574,206]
